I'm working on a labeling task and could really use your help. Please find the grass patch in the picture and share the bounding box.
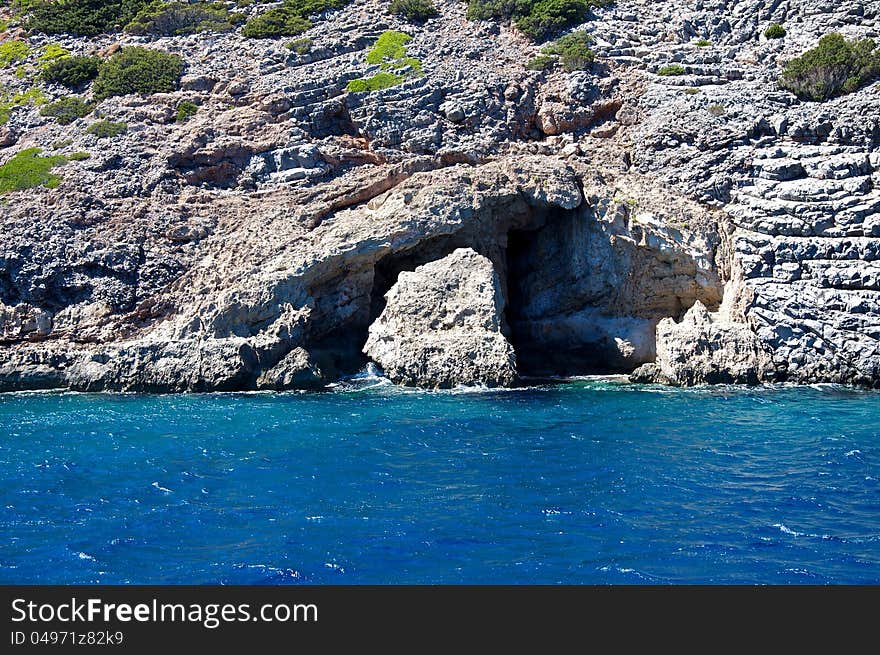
[389,0,438,23]
[0,147,68,193]
[657,63,686,76]
[92,47,183,101]
[347,30,422,93]
[38,43,69,69]
[707,103,725,116]
[67,151,91,161]
[0,86,47,124]
[779,33,879,101]
[694,38,710,47]
[0,40,30,67]
[346,72,403,92]
[87,120,128,138]
[39,96,93,125]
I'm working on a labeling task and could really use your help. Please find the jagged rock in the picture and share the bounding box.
[440,101,465,123]
[256,347,326,390]
[630,301,767,386]
[364,248,517,388]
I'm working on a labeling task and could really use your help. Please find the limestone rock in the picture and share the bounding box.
[630,301,767,386]
[256,347,326,390]
[364,249,517,388]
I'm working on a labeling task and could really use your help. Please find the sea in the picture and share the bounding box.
[2,374,879,584]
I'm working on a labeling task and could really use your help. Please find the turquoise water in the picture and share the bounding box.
[1,378,879,584]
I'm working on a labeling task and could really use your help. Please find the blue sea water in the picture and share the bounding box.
[1,377,879,584]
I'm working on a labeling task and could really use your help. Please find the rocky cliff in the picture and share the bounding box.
[0,0,878,390]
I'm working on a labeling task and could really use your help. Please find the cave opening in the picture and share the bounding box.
[309,199,663,384]
[502,205,653,379]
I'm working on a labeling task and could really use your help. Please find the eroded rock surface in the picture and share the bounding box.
[631,301,768,386]
[364,249,517,388]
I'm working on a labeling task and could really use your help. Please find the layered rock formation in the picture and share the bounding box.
[0,0,878,389]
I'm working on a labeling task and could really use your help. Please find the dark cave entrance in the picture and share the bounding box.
[502,205,649,379]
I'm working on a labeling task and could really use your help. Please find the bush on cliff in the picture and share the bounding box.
[466,0,611,42]
[764,23,785,39]
[124,1,245,35]
[92,47,183,101]
[542,30,594,70]
[175,100,198,122]
[242,0,350,38]
[657,63,686,76]
[39,96,93,125]
[86,119,128,138]
[389,0,438,23]
[42,56,102,89]
[25,0,150,36]
[779,33,880,101]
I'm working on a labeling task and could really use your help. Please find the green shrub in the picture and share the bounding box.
[241,6,310,37]
[347,30,422,93]
[389,0,438,22]
[779,33,880,101]
[42,56,102,88]
[0,86,47,124]
[764,23,785,39]
[542,30,593,70]
[694,38,710,47]
[517,0,591,41]
[526,53,556,71]
[25,0,150,36]
[286,37,312,54]
[67,151,91,161]
[87,119,128,138]
[92,47,183,101]
[0,40,30,67]
[175,100,198,122]
[0,147,67,193]
[466,0,610,42]
[40,96,94,125]
[124,1,245,35]
[657,63,686,76]
[242,0,350,38]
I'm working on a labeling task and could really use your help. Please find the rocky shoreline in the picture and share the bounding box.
[1,0,878,391]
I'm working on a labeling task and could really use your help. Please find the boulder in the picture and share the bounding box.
[364,248,517,388]
[630,301,766,386]
[256,347,326,390]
